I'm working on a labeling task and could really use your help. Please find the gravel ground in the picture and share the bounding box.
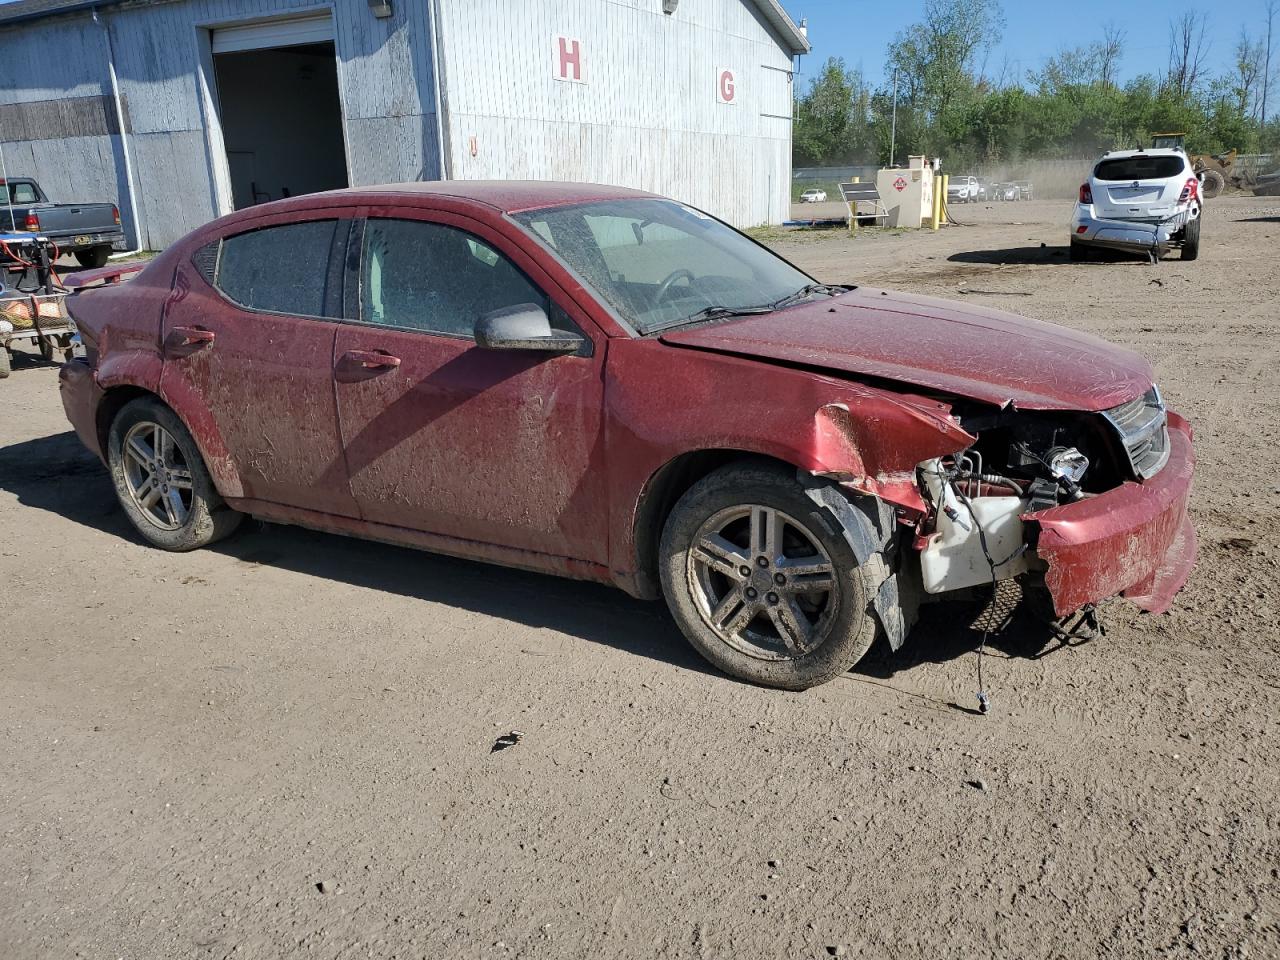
[1,197,1277,960]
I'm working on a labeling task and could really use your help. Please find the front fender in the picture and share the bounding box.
[605,341,973,591]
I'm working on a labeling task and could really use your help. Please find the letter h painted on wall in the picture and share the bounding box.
[553,36,585,83]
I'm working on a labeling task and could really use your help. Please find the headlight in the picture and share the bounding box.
[1048,447,1089,484]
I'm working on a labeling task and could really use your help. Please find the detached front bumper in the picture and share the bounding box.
[1072,207,1192,252]
[1025,412,1196,617]
[58,358,105,461]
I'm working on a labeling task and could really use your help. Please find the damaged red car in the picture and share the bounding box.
[59,182,1196,689]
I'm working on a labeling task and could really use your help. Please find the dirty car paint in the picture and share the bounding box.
[661,286,1155,412]
[58,180,1197,638]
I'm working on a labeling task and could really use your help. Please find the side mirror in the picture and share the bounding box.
[474,303,584,354]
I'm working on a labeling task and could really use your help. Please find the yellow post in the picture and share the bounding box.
[848,176,860,235]
[940,174,949,225]
[931,172,943,230]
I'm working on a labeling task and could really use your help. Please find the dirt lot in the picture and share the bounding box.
[2,198,1278,960]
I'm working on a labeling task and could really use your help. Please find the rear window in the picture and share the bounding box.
[7,181,38,204]
[1094,156,1185,181]
[215,220,338,317]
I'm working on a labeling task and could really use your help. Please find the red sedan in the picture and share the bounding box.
[59,182,1196,689]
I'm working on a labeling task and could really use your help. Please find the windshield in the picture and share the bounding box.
[511,199,816,334]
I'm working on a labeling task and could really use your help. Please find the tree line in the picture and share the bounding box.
[793,0,1280,168]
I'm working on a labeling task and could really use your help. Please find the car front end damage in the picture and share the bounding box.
[904,386,1195,621]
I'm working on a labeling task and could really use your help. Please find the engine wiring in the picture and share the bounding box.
[928,457,1030,716]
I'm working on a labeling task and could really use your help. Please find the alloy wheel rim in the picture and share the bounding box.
[687,504,839,661]
[122,421,193,530]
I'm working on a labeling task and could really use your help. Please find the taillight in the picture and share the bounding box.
[112,205,121,225]
[23,211,40,231]
[1178,177,1198,203]
[1078,183,1093,204]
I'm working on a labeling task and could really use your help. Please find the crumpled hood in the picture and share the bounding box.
[660,286,1154,411]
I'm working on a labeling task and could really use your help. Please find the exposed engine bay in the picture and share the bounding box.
[915,396,1167,595]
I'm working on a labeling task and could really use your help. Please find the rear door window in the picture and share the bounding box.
[359,218,548,338]
[215,220,339,318]
[1094,156,1185,181]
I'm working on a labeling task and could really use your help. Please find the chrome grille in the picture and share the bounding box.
[1102,387,1170,479]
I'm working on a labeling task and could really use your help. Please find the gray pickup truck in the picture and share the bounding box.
[1,177,125,269]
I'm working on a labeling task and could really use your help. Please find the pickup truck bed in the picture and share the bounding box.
[1,177,125,269]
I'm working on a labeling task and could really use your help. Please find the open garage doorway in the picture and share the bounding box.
[211,18,347,210]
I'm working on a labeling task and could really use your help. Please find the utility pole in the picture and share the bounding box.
[890,66,899,165]
[1264,1,1275,128]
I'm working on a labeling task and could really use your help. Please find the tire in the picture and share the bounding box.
[1199,169,1225,200]
[107,397,242,551]
[38,336,54,363]
[1182,216,1201,261]
[0,347,10,379]
[74,245,111,269]
[1069,239,1091,262]
[659,460,885,690]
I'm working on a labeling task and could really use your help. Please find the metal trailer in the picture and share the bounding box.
[0,233,75,379]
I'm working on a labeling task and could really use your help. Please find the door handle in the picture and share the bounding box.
[169,326,215,348]
[343,349,401,370]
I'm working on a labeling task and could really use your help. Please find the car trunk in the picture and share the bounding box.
[1091,155,1187,221]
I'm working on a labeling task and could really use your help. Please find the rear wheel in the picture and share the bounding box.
[1182,216,1201,261]
[74,245,112,269]
[0,346,10,379]
[659,461,885,690]
[1069,239,1091,262]
[107,397,242,551]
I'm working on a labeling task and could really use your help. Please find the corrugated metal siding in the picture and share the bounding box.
[0,0,795,247]
[0,16,125,224]
[0,0,440,248]
[438,0,794,226]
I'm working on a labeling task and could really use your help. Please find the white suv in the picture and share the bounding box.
[1071,149,1201,261]
[947,175,980,203]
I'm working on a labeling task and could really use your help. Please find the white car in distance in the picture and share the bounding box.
[946,175,980,203]
[1071,149,1201,261]
[799,188,828,203]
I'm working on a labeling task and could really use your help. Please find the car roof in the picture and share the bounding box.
[1097,148,1186,161]
[197,180,667,240]
[339,179,658,213]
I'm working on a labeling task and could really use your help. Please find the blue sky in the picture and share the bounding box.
[779,0,1268,93]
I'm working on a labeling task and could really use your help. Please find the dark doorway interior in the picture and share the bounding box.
[213,42,347,209]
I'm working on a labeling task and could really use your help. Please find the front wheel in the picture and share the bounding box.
[659,461,885,690]
[107,397,242,550]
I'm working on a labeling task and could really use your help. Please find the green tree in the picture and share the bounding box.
[793,57,873,165]
[792,3,1275,174]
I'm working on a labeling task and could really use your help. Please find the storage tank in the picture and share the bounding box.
[874,155,935,228]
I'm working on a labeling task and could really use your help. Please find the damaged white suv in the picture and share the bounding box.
[1071,148,1201,261]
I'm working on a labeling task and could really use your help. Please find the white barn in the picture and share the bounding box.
[0,0,808,250]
